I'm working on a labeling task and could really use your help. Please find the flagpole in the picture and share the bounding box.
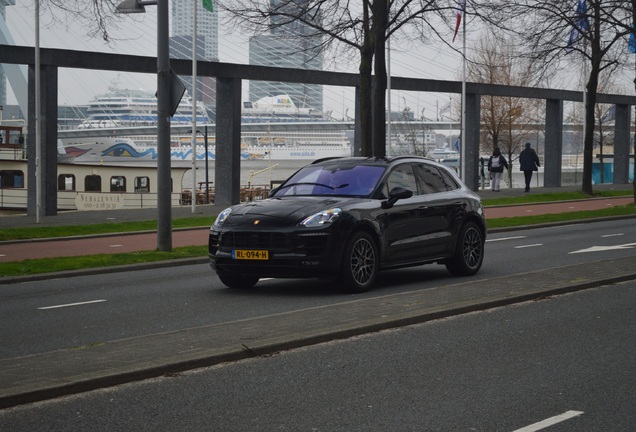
[35,0,41,223]
[387,30,391,157]
[460,1,467,182]
[191,0,198,212]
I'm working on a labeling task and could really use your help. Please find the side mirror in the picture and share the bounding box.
[381,186,413,209]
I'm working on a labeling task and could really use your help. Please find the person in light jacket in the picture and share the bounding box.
[487,148,508,192]
[519,142,540,192]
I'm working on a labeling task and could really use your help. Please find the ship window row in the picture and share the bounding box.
[57,175,152,193]
[2,171,162,194]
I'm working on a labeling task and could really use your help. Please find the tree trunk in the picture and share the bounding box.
[582,59,600,196]
[358,51,373,157]
[371,0,388,158]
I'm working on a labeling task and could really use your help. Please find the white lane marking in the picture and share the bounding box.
[512,410,584,432]
[486,236,527,243]
[514,244,543,249]
[570,243,636,254]
[0,254,6,257]
[601,233,624,238]
[38,299,107,310]
[109,244,124,248]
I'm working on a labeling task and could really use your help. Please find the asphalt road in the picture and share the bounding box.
[1,218,635,360]
[1,280,634,431]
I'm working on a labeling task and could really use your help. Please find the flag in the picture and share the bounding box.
[439,102,451,120]
[601,105,616,123]
[452,0,466,43]
[629,25,636,53]
[202,0,213,12]
[567,0,588,51]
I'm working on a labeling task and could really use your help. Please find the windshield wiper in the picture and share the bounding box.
[278,182,352,190]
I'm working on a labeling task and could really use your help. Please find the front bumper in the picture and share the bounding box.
[208,228,344,279]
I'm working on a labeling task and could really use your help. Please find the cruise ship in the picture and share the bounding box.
[76,87,210,129]
[59,91,352,162]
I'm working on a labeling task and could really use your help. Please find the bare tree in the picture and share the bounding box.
[218,0,455,158]
[39,0,123,42]
[479,0,633,195]
[468,31,543,188]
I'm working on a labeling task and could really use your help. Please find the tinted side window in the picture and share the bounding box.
[438,167,460,190]
[414,164,448,193]
[387,164,417,194]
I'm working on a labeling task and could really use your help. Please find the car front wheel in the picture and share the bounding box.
[217,271,260,289]
[338,231,378,293]
[445,221,484,276]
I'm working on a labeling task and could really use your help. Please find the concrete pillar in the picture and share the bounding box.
[544,99,563,187]
[464,92,480,191]
[353,86,361,157]
[613,104,631,184]
[214,77,242,208]
[27,63,58,216]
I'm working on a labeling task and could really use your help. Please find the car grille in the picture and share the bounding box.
[220,231,291,250]
[215,230,332,256]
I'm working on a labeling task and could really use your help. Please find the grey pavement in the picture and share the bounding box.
[1,183,635,409]
[2,255,636,409]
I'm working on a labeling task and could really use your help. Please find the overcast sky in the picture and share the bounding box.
[5,0,472,121]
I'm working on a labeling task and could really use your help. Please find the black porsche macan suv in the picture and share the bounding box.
[209,156,486,292]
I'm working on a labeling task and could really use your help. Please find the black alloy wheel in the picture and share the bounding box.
[339,231,378,293]
[445,221,484,276]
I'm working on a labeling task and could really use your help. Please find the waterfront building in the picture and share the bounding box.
[0,0,16,110]
[170,0,219,108]
[249,0,323,113]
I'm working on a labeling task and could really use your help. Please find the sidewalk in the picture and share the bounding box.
[0,184,635,409]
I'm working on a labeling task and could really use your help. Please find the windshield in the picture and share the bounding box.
[273,164,386,197]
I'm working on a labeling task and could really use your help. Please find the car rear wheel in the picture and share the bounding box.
[445,221,484,276]
[217,271,260,289]
[338,231,378,293]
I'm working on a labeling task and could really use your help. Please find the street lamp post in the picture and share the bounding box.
[203,125,209,204]
[117,0,172,251]
[189,127,210,204]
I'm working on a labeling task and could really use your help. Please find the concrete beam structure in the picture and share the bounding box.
[1,44,635,213]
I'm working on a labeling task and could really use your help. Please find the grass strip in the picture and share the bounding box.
[0,217,214,241]
[480,190,632,207]
[486,204,636,229]
[0,246,208,277]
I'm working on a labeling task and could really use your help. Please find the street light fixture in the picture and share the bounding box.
[117,0,172,251]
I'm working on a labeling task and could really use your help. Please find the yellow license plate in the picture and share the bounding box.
[232,249,269,260]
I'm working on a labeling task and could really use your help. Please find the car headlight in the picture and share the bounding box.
[300,208,342,227]
[213,207,232,228]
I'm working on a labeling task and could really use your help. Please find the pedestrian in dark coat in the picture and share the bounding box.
[519,142,540,192]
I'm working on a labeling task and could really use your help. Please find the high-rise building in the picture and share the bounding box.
[249,0,323,113]
[0,0,16,109]
[170,0,218,109]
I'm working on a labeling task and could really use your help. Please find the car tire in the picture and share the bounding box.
[217,271,260,289]
[445,221,484,276]
[338,231,378,293]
